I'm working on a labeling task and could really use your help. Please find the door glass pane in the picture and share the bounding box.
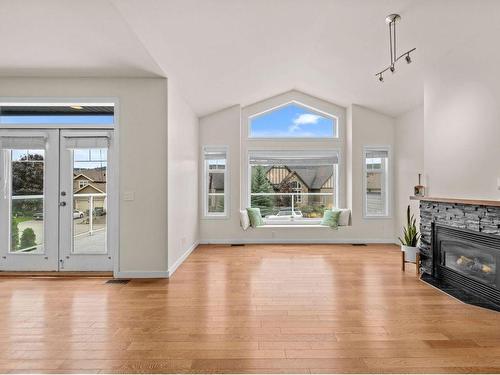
[73,148,107,254]
[10,150,45,253]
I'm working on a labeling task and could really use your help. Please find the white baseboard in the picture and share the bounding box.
[113,241,200,279]
[114,270,169,278]
[167,241,199,277]
[199,238,397,245]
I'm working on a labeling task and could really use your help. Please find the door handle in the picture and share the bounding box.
[59,202,67,207]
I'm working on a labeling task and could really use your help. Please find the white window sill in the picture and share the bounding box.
[202,215,229,220]
[256,224,334,228]
[263,218,322,225]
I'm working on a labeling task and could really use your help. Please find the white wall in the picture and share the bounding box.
[199,94,397,243]
[199,105,242,241]
[424,31,500,200]
[395,105,423,238]
[0,77,169,276]
[167,82,199,274]
[348,104,395,240]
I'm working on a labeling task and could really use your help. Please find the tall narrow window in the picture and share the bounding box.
[203,147,229,218]
[364,148,390,217]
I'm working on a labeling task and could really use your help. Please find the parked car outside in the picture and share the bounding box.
[266,209,303,220]
[93,207,106,216]
[73,210,84,219]
[33,212,43,221]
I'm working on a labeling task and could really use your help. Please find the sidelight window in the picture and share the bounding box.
[203,146,229,218]
[363,147,390,217]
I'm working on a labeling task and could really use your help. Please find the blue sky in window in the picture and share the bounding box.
[0,115,113,125]
[250,103,335,138]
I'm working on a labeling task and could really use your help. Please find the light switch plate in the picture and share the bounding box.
[123,191,135,201]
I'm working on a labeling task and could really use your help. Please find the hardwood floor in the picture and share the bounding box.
[1,243,500,373]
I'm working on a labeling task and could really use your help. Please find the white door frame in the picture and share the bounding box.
[0,97,120,275]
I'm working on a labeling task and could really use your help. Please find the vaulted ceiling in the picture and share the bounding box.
[0,0,498,117]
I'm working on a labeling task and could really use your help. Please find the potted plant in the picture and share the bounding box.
[399,205,420,262]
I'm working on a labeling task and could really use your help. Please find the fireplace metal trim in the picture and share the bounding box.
[432,222,500,307]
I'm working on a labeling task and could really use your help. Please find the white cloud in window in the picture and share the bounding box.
[289,113,322,132]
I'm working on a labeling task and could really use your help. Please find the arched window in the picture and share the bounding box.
[249,102,337,139]
[243,91,343,224]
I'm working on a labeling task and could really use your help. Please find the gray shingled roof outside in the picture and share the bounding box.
[263,165,332,190]
[288,165,332,190]
[211,166,333,191]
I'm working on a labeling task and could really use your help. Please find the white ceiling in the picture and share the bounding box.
[0,0,499,117]
[0,0,164,77]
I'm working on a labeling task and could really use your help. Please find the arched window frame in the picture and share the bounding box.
[241,91,346,224]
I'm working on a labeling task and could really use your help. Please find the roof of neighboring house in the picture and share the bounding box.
[74,183,106,194]
[288,166,332,190]
[74,168,106,183]
[265,165,332,190]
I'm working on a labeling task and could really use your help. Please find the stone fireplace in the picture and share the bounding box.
[417,197,500,310]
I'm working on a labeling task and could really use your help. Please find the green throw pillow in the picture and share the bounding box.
[321,209,341,228]
[247,208,264,228]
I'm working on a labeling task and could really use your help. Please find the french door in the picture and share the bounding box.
[0,129,114,271]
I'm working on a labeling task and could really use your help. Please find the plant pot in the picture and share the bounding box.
[401,245,419,263]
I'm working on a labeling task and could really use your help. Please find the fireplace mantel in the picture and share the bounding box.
[410,196,500,208]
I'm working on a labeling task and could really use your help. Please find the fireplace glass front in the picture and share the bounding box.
[441,241,497,287]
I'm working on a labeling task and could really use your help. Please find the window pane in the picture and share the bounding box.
[10,149,45,253]
[251,194,333,219]
[249,103,336,138]
[208,172,224,193]
[208,159,225,170]
[0,104,114,126]
[204,147,228,216]
[208,195,225,213]
[73,148,107,254]
[250,162,336,219]
[365,151,388,216]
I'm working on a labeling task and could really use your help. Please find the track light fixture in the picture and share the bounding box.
[375,14,416,82]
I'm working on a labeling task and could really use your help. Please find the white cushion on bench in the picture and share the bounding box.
[239,210,250,231]
[338,209,351,226]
